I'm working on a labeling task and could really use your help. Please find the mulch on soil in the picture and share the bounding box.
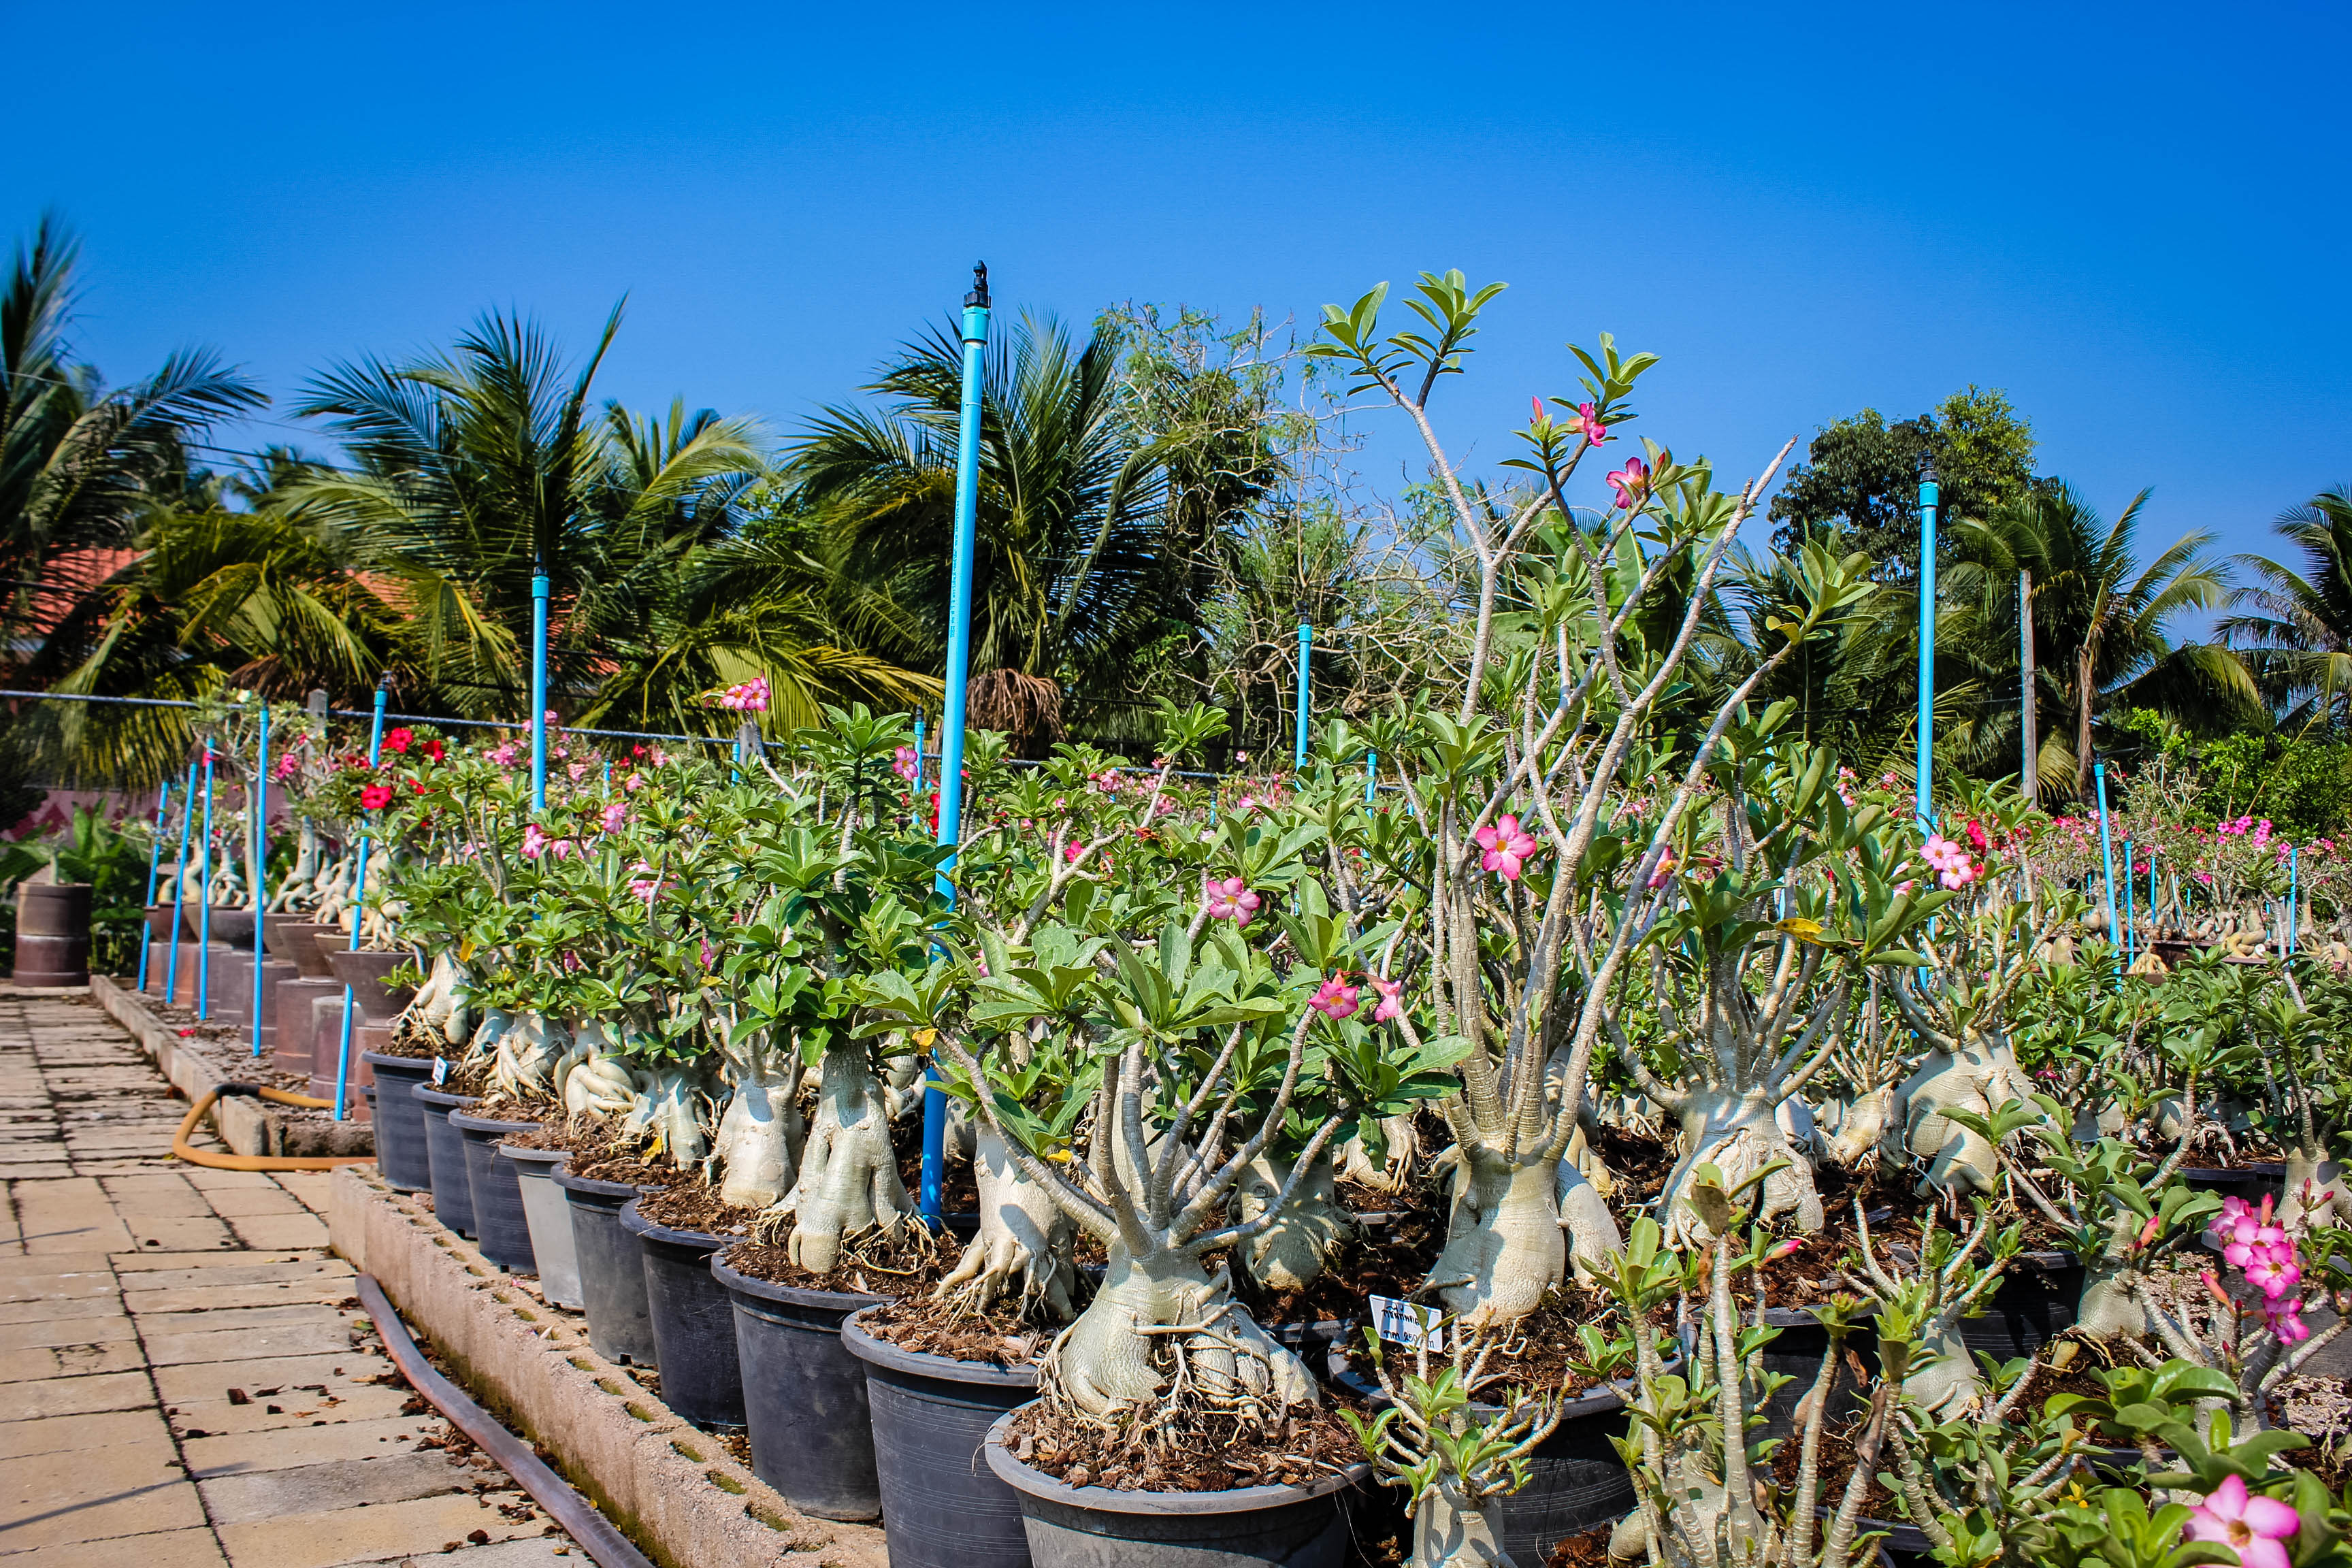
[719,1226,951,1299]
[1002,1401,1367,1493]
[635,1183,762,1238]
[858,1294,1055,1367]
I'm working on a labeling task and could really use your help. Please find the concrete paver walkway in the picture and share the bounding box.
[0,985,576,1568]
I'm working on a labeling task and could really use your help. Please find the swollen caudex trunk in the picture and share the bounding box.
[1426,1149,1565,1329]
[1554,1155,1622,1286]
[2076,1209,2151,1339]
[554,1019,638,1119]
[1235,1150,1353,1294]
[715,1049,804,1211]
[936,1125,1079,1316]
[1656,1089,1823,1244]
[1050,1242,1318,1418]
[1897,1030,2041,1198]
[492,1013,566,1101]
[1410,1484,1516,1568]
[1825,1083,1902,1171]
[1340,1114,1420,1192]
[393,953,472,1053]
[2281,1145,2352,1237]
[626,1068,708,1167]
[770,1041,911,1273]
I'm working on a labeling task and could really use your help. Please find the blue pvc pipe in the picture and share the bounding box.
[1365,749,1376,806]
[1914,468,1940,832]
[913,714,926,793]
[196,748,216,1019]
[530,567,551,813]
[2094,762,2121,990]
[1294,624,1312,771]
[135,782,168,993]
[164,762,196,1002]
[923,267,991,1228]
[2290,845,2300,955]
[251,705,269,1056]
[2122,840,2134,964]
[333,683,391,1122]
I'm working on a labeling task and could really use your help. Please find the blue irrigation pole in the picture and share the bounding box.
[195,747,216,1019]
[1914,459,1940,832]
[530,559,551,813]
[1294,624,1312,771]
[1365,749,1377,806]
[332,677,393,1122]
[2122,840,2135,964]
[135,782,169,994]
[913,713,926,793]
[164,762,197,1002]
[2290,844,2300,955]
[2094,761,2122,990]
[921,261,990,1229]
[251,704,270,1057]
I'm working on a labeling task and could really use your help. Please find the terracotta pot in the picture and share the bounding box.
[326,948,418,1024]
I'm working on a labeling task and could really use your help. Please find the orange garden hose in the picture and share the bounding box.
[170,1082,379,1171]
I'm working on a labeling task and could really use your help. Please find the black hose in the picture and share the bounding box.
[355,1274,656,1568]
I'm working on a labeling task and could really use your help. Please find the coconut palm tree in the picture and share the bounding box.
[1960,485,2252,798]
[0,213,264,655]
[2219,486,2352,729]
[785,311,1208,752]
[16,505,395,783]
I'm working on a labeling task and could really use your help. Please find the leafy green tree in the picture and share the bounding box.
[1767,387,2042,574]
[2220,485,2352,728]
[1962,486,2252,797]
[0,213,263,651]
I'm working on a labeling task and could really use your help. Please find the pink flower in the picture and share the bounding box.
[2265,1296,2312,1344]
[1964,820,1989,853]
[2245,1250,2302,1299]
[1605,456,1651,510]
[562,950,581,972]
[568,762,589,784]
[486,742,521,768]
[1475,814,1540,881]
[650,747,670,768]
[715,676,770,713]
[2183,1473,2300,1568]
[1206,877,1262,928]
[522,823,549,859]
[629,863,660,902]
[1309,978,1360,1020]
[1370,976,1403,1022]
[892,746,918,782]
[272,755,301,781]
[699,938,715,968]
[624,770,647,794]
[600,802,628,833]
[1570,401,1607,446]
[1064,840,1087,865]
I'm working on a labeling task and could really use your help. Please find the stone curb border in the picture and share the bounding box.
[88,973,374,1158]
[328,1164,885,1568]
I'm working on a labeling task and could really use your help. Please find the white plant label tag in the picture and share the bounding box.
[431,1058,448,1085]
[1368,1293,1446,1351]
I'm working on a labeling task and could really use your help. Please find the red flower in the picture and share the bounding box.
[382,728,413,755]
[422,738,445,763]
[359,784,394,811]
[410,778,428,795]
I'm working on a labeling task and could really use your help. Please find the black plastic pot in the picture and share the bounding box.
[556,1171,659,1365]
[983,1404,1369,1568]
[2180,1166,2267,1201]
[1752,1305,1878,1445]
[414,1085,480,1237]
[360,1052,436,1192]
[451,1111,540,1272]
[709,1254,889,1518]
[839,1305,1031,1560]
[1959,1250,2085,1363]
[1333,1362,1634,1565]
[619,1199,745,1430]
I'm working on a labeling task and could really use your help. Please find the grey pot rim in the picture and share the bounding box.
[448,1111,541,1137]
[499,1143,571,1168]
[617,1195,734,1253]
[838,1303,1037,1389]
[411,1086,479,1110]
[710,1248,891,1312]
[553,1169,659,1199]
[981,1404,1369,1515]
[359,1050,438,1073]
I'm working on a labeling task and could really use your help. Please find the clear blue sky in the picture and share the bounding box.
[11,1,2347,570]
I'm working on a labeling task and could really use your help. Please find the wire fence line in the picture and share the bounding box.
[0,687,1388,789]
